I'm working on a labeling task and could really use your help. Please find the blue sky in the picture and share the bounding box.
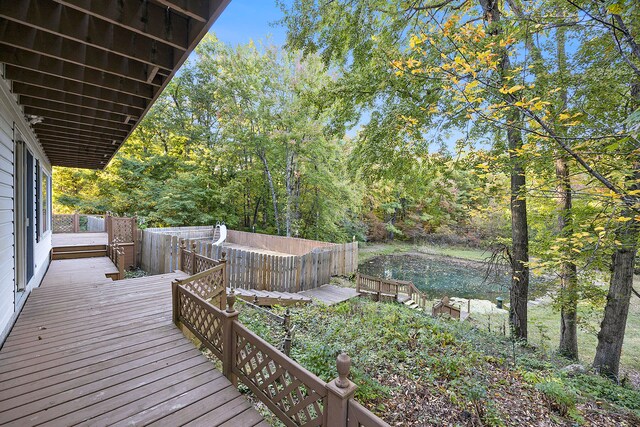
[211,1,288,47]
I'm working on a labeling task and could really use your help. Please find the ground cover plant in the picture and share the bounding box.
[239,297,640,426]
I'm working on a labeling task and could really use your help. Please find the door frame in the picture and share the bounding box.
[13,131,27,299]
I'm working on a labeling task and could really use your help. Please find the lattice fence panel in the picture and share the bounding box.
[112,218,134,242]
[182,251,194,275]
[178,287,224,358]
[184,266,225,302]
[235,328,325,426]
[194,254,221,274]
[53,215,74,233]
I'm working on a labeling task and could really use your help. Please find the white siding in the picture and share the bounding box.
[0,77,52,345]
[0,103,14,337]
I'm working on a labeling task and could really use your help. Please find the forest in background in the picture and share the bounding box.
[53,0,640,381]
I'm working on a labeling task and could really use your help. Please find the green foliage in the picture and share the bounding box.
[565,374,640,414]
[535,379,577,417]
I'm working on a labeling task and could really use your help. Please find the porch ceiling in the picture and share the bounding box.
[0,0,229,169]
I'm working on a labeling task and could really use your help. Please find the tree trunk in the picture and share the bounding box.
[593,212,638,379]
[479,0,530,341]
[258,151,280,235]
[555,25,579,360]
[285,150,295,237]
[593,81,640,379]
[556,154,579,359]
[508,123,529,341]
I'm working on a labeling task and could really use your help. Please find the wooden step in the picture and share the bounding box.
[229,288,312,307]
[52,244,107,253]
[52,249,107,260]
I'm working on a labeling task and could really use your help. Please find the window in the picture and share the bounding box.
[41,170,50,235]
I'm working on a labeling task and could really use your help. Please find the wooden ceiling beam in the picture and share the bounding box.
[43,145,114,157]
[23,106,134,133]
[50,160,104,169]
[2,52,155,100]
[0,22,162,85]
[0,0,177,71]
[153,0,208,23]
[34,119,129,139]
[35,128,116,145]
[37,133,116,149]
[18,96,136,124]
[52,0,191,51]
[13,85,144,117]
[8,70,149,109]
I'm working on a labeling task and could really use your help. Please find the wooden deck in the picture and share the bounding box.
[299,284,360,306]
[52,232,108,247]
[41,258,120,287]
[0,265,266,425]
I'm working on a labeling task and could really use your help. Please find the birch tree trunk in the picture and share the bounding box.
[258,150,280,235]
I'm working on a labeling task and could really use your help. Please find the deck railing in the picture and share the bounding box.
[356,273,428,308]
[172,272,389,427]
[107,240,125,280]
[53,213,106,233]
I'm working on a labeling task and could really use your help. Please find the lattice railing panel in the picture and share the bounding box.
[111,217,134,242]
[178,286,224,359]
[194,253,221,273]
[233,323,326,426]
[182,265,226,308]
[182,251,194,275]
[53,215,74,233]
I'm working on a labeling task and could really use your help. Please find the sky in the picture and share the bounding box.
[210,1,288,47]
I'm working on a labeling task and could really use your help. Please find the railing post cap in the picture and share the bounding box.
[226,291,237,313]
[335,352,351,388]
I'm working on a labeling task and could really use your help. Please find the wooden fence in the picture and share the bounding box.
[141,226,358,292]
[173,281,389,427]
[53,213,105,233]
[107,214,138,269]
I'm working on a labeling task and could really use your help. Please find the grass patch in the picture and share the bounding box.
[359,241,488,263]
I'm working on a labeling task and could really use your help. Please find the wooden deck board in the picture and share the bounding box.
[0,263,264,425]
[299,284,361,306]
[51,232,108,247]
[40,257,119,287]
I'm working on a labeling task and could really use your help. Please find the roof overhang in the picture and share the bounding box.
[0,0,230,169]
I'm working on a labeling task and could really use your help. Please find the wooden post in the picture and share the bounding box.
[325,353,357,426]
[355,272,360,293]
[222,251,228,290]
[171,279,180,324]
[283,330,292,356]
[132,216,138,267]
[191,241,197,273]
[178,240,186,272]
[73,212,79,233]
[222,291,238,386]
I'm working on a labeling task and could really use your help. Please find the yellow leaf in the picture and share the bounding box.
[617,216,632,222]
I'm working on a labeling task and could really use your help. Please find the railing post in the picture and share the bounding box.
[73,212,79,233]
[171,279,180,324]
[178,239,186,272]
[222,291,238,386]
[355,272,360,293]
[325,353,357,426]
[191,241,197,273]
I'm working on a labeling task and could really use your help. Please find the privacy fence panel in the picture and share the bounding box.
[141,227,358,292]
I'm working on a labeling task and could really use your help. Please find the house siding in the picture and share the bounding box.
[0,104,14,339]
[0,76,52,346]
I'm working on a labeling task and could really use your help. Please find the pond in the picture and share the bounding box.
[359,254,545,301]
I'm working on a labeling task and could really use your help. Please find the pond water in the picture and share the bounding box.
[359,254,545,301]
